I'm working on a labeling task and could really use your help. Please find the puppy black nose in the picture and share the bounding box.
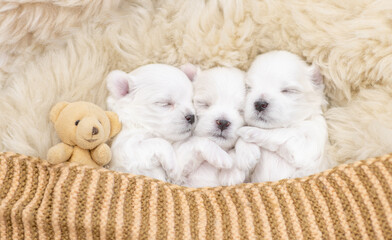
[216,119,231,131]
[92,127,99,135]
[185,114,195,124]
[254,100,269,112]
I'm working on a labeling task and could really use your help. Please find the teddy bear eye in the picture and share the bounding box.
[75,120,80,126]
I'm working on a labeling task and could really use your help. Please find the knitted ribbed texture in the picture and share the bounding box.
[0,152,391,239]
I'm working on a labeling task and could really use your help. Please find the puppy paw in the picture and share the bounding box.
[203,147,233,169]
[219,168,245,186]
[159,147,179,180]
[196,138,233,169]
[235,139,260,171]
[213,150,233,169]
[146,138,176,168]
[237,127,262,143]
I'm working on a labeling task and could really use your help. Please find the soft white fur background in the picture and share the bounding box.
[1,0,392,165]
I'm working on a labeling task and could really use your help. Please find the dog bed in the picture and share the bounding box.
[1,0,392,239]
[1,152,391,239]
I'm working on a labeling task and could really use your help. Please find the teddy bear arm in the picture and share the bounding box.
[47,143,74,164]
[91,143,111,166]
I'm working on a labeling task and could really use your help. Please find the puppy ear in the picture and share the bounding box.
[309,64,324,88]
[245,81,252,92]
[105,111,122,138]
[49,101,69,123]
[106,70,134,99]
[180,63,200,81]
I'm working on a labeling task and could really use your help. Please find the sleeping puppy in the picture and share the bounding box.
[170,65,246,188]
[106,64,195,182]
[238,50,329,182]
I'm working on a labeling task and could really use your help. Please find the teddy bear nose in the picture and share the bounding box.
[92,127,99,135]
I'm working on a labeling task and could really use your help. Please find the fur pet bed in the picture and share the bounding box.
[1,152,391,239]
[1,0,392,164]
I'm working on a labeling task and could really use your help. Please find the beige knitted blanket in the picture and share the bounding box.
[0,152,391,239]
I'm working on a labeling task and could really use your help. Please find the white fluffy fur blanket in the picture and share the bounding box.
[1,0,392,165]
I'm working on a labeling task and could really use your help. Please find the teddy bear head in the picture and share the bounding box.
[50,101,122,150]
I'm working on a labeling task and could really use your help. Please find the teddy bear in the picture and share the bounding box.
[47,101,122,167]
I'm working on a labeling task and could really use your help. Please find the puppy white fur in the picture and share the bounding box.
[171,66,246,188]
[106,64,195,181]
[238,51,329,182]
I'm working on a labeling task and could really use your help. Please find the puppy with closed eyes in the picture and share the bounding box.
[170,65,246,188]
[238,50,329,182]
[106,64,195,182]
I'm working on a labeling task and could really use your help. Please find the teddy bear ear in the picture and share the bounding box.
[106,70,134,100]
[180,63,200,82]
[105,111,122,138]
[49,101,69,123]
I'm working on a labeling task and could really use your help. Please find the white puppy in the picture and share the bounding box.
[238,50,329,182]
[106,64,195,182]
[171,65,246,188]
